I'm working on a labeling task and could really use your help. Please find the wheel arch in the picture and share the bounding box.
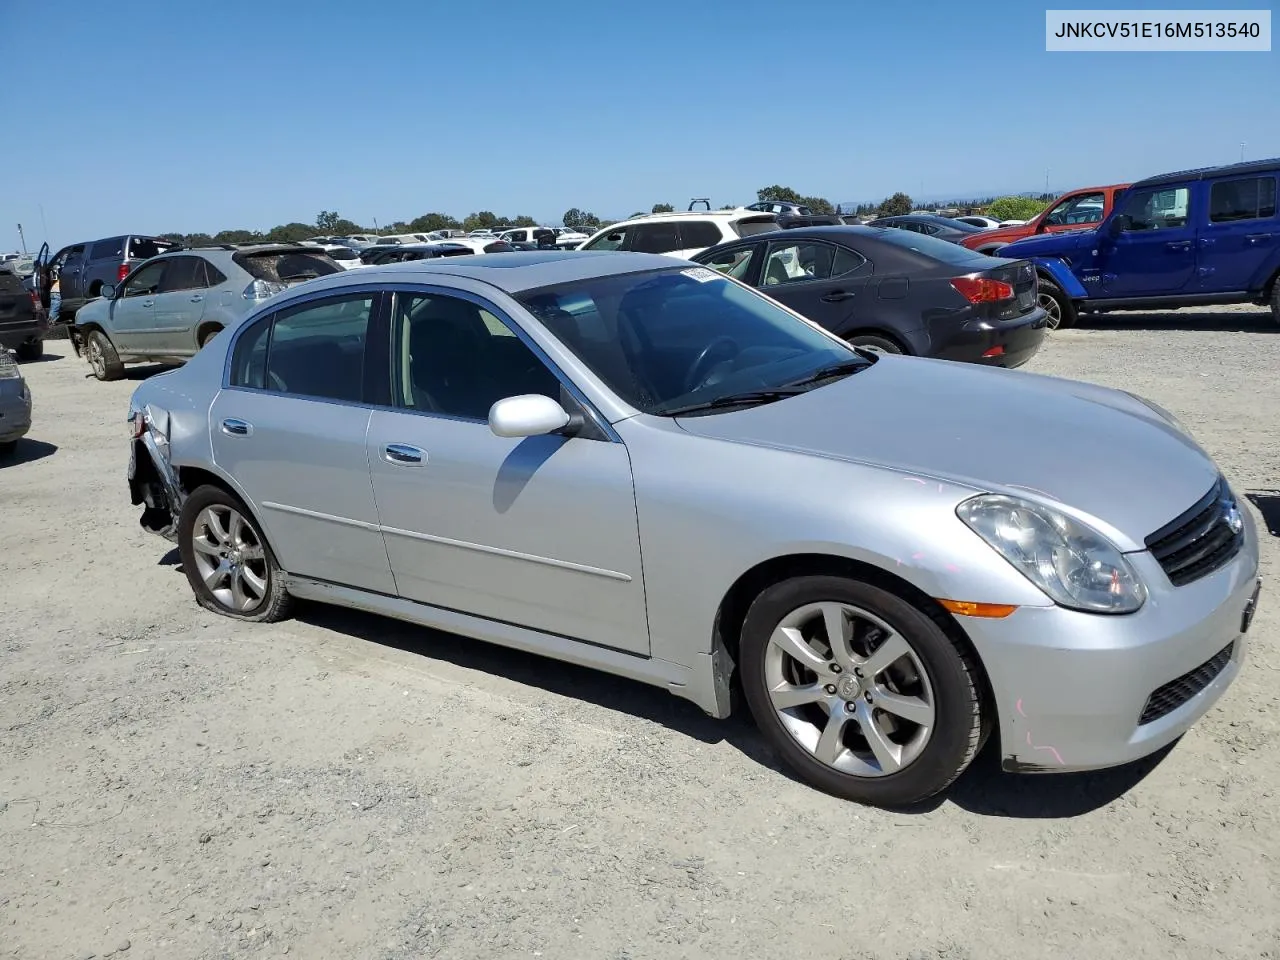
[176,464,285,563]
[712,553,996,718]
[839,327,914,355]
[195,320,225,347]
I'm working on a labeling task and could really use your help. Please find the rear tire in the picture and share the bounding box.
[1037,276,1077,330]
[14,339,42,362]
[178,485,293,623]
[0,439,17,459]
[198,325,223,349]
[846,334,904,356]
[1270,280,1279,326]
[739,575,984,807]
[85,330,124,381]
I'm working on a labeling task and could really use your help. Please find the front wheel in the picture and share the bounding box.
[1037,276,1077,330]
[14,339,43,362]
[739,576,984,807]
[178,485,293,622]
[85,330,124,381]
[1270,280,1279,326]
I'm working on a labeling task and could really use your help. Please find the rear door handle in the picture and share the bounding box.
[220,418,252,436]
[383,443,426,465]
[1246,233,1273,242]
[1165,240,1192,251]
[821,290,855,302]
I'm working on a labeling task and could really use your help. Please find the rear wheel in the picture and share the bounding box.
[0,439,17,459]
[14,339,42,362]
[1270,280,1279,325]
[178,485,293,622]
[739,575,984,807]
[1037,276,1077,330]
[85,330,124,381]
[198,325,223,349]
[847,334,903,356]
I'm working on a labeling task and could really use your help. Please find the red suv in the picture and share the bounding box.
[960,184,1130,255]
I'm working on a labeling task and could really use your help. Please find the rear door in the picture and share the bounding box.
[210,291,396,594]
[150,255,208,355]
[106,259,169,354]
[755,238,872,333]
[1100,184,1197,298]
[1198,174,1279,293]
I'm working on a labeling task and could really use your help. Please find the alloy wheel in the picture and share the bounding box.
[764,601,935,776]
[189,504,269,613]
[86,338,105,378]
[1039,291,1062,330]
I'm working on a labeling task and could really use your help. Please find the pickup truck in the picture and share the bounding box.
[33,235,178,325]
[960,184,1130,255]
[997,158,1280,329]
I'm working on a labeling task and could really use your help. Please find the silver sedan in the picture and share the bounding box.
[126,251,1262,806]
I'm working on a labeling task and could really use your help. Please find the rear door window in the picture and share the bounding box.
[90,237,125,260]
[631,222,682,254]
[677,221,725,250]
[1209,176,1278,223]
[157,256,206,293]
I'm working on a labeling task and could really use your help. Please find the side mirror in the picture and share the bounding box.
[488,394,572,438]
[1107,214,1131,237]
[100,284,116,299]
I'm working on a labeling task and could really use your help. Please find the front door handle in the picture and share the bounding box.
[220,418,252,436]
[142,299,155,307]
[1165,240,1192,251]
[1246,233,1273,243]
[821,290,855,302]
[189,294,204,303]
[383,443,426,465]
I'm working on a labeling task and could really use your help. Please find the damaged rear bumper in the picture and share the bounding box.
[128,430,185,541]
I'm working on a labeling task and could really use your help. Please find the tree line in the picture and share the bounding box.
[155,187,1053,247]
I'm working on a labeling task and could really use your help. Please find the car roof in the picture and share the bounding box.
[291,250,683,295]
[1131,158,1280,189]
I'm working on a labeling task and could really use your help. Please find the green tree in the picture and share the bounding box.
[462,211,500,232]
[265,222,317,242]
[757,185,804,204]
[800,196,835,215]
[985,196,1050,222]
[315,210,342,232]
[408,212,460,233]
[651,202,674,214]
[511,215,538,227]
[580,212,601,228]
[878,192,914,217]
[562,207,586,228]
[328,218,365,236]
[213,229,263,244]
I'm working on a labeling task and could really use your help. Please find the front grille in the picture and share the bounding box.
[1145,477,1244,586]
[1138,641,1234,725]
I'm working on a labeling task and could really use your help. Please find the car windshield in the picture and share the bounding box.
[517,266,867,416]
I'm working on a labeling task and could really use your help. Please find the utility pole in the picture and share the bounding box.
[1239,142,1246,162]
[17,223,26,253]
[1045,169,1050,196]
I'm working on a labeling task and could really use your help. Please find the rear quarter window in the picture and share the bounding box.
[127,237,178,260]
[731,216,780,238]
[678,221,726,250]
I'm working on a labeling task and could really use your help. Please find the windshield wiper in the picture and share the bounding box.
[656,388,806,417]
[783,358,872,389]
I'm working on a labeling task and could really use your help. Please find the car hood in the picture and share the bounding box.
[999,228,1098,259]
[672,357,1220,551]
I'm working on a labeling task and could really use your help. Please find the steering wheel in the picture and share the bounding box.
[683,336,739,393]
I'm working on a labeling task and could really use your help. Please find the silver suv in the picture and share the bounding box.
[72,243,343,381]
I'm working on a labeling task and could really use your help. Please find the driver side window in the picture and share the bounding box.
[1118,186,1190,231]
[124,261,167,297]
[583,225,631,251]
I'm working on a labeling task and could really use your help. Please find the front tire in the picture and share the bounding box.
[14,339,43,362]
[739,576,984,807]
[85,330,124,381]
[1270,280,1279,326]
[178,485,293,622]
[846,334,904,356]
[1037,276,1077,330]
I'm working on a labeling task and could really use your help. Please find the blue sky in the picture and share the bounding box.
[1,0,1276,248]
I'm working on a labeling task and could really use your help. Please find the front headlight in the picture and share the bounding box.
[957,495,1146,614]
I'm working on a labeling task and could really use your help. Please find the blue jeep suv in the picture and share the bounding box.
[999,158,1280,329]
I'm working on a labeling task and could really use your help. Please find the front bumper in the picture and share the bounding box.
[0,384,32,442]
[924,306,1050,369]
[961,513,1261,773]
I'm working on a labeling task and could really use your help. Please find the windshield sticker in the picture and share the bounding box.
[680,267,721,283]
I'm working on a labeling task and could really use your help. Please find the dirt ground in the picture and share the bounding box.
[2,307,1278,960]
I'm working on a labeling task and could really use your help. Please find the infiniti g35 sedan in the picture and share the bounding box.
[125,251,1262,806]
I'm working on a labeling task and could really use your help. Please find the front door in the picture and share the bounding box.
[58,245,87,306]
[211,291,396,594]
[364,288,650,655]
[107,259,169,354]
[1199,174,1279,293]
[1100,184,1197,298]
[757,237,872,334]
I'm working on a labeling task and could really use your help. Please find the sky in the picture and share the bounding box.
[1,0,1277,249]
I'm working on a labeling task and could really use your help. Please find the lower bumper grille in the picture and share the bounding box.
[1138,641,1234,725]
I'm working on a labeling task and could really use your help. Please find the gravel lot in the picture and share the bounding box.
[2,307,1278,960]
